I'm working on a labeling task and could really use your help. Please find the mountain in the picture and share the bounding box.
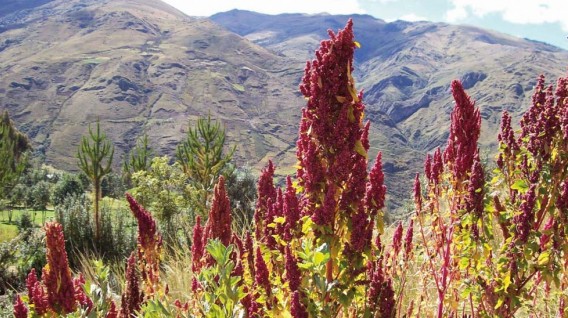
[0,0,304,176]
[1,2,567,212]
[212,10,568,210]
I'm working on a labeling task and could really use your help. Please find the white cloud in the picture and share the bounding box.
[399,13,428,22]
[446,0,568,31]
[161,0,365,17]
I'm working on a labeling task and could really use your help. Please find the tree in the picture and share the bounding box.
[0,111,30,203]
[51,173,85,207]
[175,115,235,216]
[122,134,153,186]
[77,120,114,240]
[130,156,187,238]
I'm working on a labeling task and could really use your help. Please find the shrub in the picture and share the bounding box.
[225,166,257,233]
[0,229,45,295]
[55,194,136,267]
[50,173,85,207]
[15,212,33,232]
[101,172,127,199]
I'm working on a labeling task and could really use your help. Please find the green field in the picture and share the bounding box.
[0,209,55,243]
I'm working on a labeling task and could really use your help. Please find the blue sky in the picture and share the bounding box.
[161,0,568,50]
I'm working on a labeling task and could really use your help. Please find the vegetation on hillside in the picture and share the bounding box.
[3,19,568,318]
[0,111,31,204]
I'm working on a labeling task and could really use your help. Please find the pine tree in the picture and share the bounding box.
[77,120,114,240]
[122,134,153,185]
[176,115,235,216]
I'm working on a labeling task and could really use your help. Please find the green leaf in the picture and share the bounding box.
[538,251,551,267]
[458,257,470,270]
[314,251,329,266]
[302,217,314,234]
[206,239,226,263]
[510,179,529,193]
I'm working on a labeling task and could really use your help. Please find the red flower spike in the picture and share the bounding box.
[120,253,144,318]
[25,268,38,305]
[296,19,367,232]
[367,258,396,317]
[291,291,308,318]
[284,176,300,241]
[191,277,201,293]
[413,173,422,213]
[557,180,568,212]
[30,280,48,315]
[205,175,232,246]
[520,75,563,160]
[126,193,160,254]
[514,185,537,243]
[274,188,285,238]
[498,111,519,159]
[254,247,271,294]
[73,273,93,312]
[557,76,568,139]
[106,300,118,318]
[230,233,245,277]
[255,161,277,240]
[231,233,245,255]
[191,216,204,273]
[285,246,301,292]
[312,184,337,226]
[444,80,481,185]
[241,290,252,315]
[248,300,260,317]
[466,151,485,220]
[264,198,279,250]
[126,193,162,296]
[349,206,370,253]
[365,152,387,215]
[432,148,443,185]
[43,222,76,314]
[245,232,256,278]
[392,222,403,257]
[424,154,432,181]
[13,295,28,318]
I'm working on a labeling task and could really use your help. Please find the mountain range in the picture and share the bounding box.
[1,0,567,211]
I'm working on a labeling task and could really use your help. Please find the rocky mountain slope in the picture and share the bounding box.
[1,2,567,211]
[0,0,303,174]
[212,10,568,210]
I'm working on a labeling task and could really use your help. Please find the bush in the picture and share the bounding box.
[101,172,126,199]
[16,212,33,232]
[55,194,135,267]
[225,166,257,232]
[0,229,45,295]
[50,173,85,207]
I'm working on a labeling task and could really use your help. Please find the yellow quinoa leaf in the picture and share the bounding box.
[353,140,367,158]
